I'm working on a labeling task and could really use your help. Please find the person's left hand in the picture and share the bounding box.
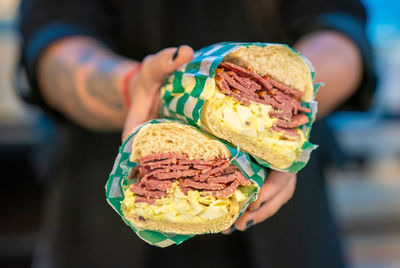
[122,45,193,141]
[222,170,296,233]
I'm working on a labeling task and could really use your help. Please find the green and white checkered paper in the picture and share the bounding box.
[161,42,320,172]
[105,119,267,247]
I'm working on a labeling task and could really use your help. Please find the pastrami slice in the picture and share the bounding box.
[155,170,199,180]
[216,61,311,140]
[266,76,303,98]
[127,152,252,205]
[179,179,225,191]
[206,180,240,198]
[206,173,237,184]
[130,184,167,199]
[144,179,173,191]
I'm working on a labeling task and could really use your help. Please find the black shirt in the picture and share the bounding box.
[19,0,375,115]
[18,1,375,267]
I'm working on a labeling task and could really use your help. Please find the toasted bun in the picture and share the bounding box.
[125,122,249,234]
[201,110,296,169]
[223,45,313,102]
[130,122,231,162]
[201,45,313,169]
[122,197,247,235]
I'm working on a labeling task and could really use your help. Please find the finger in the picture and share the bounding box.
[148,88,161,119]
[221,225,236,235]
[121,93,160,141]
[248,171,295,211]
[235,175,293,229]
[140,45,194,85]
[235,175,296,231]
[122,104,144,141]
[121,87,156,142]
[121,46,193,142]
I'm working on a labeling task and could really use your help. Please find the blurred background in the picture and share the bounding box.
[0,0,399,267]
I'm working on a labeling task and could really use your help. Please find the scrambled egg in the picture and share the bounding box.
[206,91,306,161]
[162,72,307,165]
[122,183,248,223]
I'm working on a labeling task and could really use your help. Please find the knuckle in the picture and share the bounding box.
[234,221,245,231]
[142,55,154,66]
[235,215,249,231]
[257,207,275,223]
[264,176,281,190]
[283,178,296,203]
[252,203,273,222]
[159,58,171,73]
[288,179,296,194]
[288,176,296,194]
[140,56,155,76]
[248,201,259,211]
[139,63,154,84]
[267,171,290,186]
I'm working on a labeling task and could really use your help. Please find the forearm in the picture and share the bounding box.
[294,31,363,118]
[38,36,137,130]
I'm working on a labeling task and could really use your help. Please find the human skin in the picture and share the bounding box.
[37,30,362,231]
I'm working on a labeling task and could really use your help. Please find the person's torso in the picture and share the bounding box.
[104,0,289,59]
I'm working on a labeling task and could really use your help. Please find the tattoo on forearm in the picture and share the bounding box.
[43,55,100,124]
[85,57,124,110]
[77,47,97,63]
[40,44,127,128]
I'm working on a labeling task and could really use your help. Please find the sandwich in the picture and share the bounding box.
[162,43,316,170]
[121,122,257,234]
[200,45,315,169]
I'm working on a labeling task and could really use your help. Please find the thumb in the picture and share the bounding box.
[140,45,194,85]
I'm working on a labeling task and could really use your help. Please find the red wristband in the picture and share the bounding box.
[121,63,142,108]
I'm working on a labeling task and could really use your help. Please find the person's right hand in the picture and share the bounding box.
[221,170,296,234]
[122,45,194,141]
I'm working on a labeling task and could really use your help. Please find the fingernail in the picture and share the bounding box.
[226,226,236,234]
[245,220,254,230]
[172,45,181,61]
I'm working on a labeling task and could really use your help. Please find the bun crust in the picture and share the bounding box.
[130,122,231,162]
[223,45,313,102]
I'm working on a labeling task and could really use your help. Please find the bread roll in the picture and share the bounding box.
[200,44,315,169]
[122,122,254,234]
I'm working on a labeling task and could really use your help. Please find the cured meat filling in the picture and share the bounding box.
[128,153,251,204]
[215,62,312,140]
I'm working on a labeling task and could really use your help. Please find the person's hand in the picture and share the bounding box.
[122,45,194,141]
[222,170,296,233]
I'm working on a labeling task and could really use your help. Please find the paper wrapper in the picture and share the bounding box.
[105,119,267,247]
[160,42,320,172]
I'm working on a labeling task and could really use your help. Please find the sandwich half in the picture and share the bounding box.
[200,44,315,169]
[121,122,256,234]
